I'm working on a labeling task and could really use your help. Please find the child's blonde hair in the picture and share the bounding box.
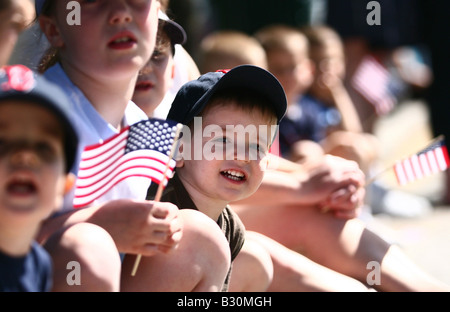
[198,31,267,73]
[255,24,309,56]
[300,25,344,61]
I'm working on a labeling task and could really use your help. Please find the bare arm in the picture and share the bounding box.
[37,199,183,256]
[321,72,363,133]
[233,154,366,219]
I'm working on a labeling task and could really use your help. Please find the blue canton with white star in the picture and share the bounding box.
[125,119,180,156]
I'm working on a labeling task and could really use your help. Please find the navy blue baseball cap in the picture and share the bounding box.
[35,0,46,15]
[167,65,287,125]
[0,65,79,173]
[159,11,186,46]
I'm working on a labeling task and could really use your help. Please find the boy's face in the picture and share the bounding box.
[266,42,314,101]
[311,39,346,81]
[40,0,160,80]
[0,0,35,66]
[132,32,175,116]
[0,101,71,228]
[177,101,275,205]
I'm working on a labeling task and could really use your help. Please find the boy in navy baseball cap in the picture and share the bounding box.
[0,64,78,291]
[167,64,286,126]
[34,0,45,15]
[147,64,287,291]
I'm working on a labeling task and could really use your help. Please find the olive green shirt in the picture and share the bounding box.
[146,173,246,291]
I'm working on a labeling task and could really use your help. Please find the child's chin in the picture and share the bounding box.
[4,197,40,214]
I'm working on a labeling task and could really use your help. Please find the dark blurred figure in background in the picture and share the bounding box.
[326,0,431,134]
[166,0,325,61]
[421,1,450,204]
[167,0,450,205]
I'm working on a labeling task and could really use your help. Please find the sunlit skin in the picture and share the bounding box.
[39,0,160,127]
[0,101,73,256]
[176,102,277,221]
[41,0,159,80]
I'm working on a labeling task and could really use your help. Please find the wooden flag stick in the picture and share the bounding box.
[365,134,445,186]
[131,123,183,277]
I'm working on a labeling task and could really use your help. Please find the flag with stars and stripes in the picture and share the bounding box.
[394,137,450,186]
[351,54,396,116]
[73,118,181,208]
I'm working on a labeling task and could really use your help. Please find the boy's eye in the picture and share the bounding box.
[249,143,268,156]
[212,136,230,144]
[151,49,169,64]
[151,50,163,61]
[0,139,57,162]
[249,143,261,152]
[35,142,57,161]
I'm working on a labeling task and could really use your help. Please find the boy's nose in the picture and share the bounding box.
[108,1,133,25]
[9,149,40,169]
[139,65,154,76]
[231,144,251,163]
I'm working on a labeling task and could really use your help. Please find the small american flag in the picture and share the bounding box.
[394,137,450,186]
[351,55,396,116]
[73,118,181,208]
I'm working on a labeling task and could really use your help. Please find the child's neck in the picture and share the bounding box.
[191,197,226,222]
[0,224,38,256]
[189,191,226,221]
[62,62,138,130]
[178,175,227,221]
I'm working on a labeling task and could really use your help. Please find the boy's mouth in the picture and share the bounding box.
[135,81,154,92]
[220,169,246,182]
[6,174,38,200]
[108,32,138,50]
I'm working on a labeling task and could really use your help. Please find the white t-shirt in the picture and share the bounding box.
[152,44,191,119]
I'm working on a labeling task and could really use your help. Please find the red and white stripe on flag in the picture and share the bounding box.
[351,54,396,116]
[73,119,179,208]
[394,138,450,186]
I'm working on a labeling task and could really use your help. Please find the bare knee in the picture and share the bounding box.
[121,210,231,292]
[45,222,121,292]
[229,236,274,292]
[182,210,231,291]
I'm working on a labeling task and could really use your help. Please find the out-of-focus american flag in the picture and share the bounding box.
[351,54,396,116]
[394,136,449,186]
[73,118,181,208]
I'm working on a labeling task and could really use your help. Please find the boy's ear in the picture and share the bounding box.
[64,173,76,194]
[175,143,185,168]
[261,154,270,171]
[176,158,184,168]
[170,61,176,79]
[39,15,64,48]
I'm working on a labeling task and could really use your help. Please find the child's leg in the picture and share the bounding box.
[234,203,450,291]
[120,209,231,292]
[44,222,122,291]
[228,234,274,292]
[242,231,371,291]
